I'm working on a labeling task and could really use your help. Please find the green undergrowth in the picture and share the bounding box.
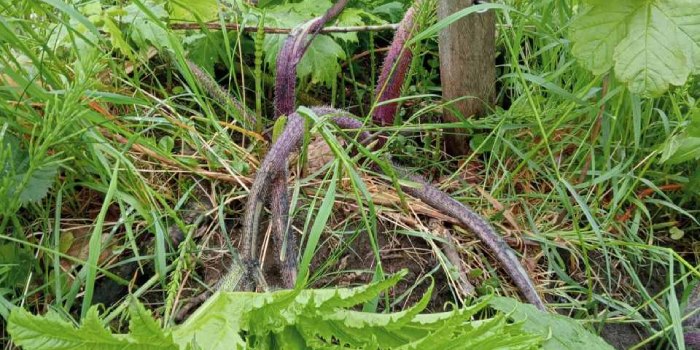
[8,271,614,350]
[0,0,698,349]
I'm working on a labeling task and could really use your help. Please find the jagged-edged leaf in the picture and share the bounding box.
[172,292,253,349]
[183,33,223,75]
[570,0,700,96]
[569,1,638,75]
[8,305,177,350]
[295,35,346,86]
[331,8,386,43]
[1,134,58,205]
[313,269,406,310]
[489,296,614,350]
[613,3,691,96]
[296,281,433,348]
[128,298,174,345]
[407,315,540,350]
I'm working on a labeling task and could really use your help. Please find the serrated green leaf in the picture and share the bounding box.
[295,35,345,86]
[8,305,178,350]
[12,164,58,204]
[118,2,173,52]
[173,292,251,349]
[656,0,700,72]
[332,8,384,43]
[1,134,58,205]
[570,0,700,96]
[613,3,692,96]
[569,1,639,75]
[129,298,174,344]
[183,33,222,74]
[489,296,614,350]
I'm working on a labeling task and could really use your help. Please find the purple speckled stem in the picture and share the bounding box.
[302,111,544,309]
[248,0,350,290]
[242,106,545,309]
[238,2,546,310]
[372,7,416,126]
[274,0,349,117]
[240,108,361,290]
[685,330,700,349]
[391,166,545,310]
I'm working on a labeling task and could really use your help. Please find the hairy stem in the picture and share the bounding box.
[248,0,351,291]
[274,0,349,117]
[312,111,544,309]
[271,172,296,288]
[390,163,545,310]
[372,6,417,126]
[241,113,304,290]
[242,107,545,309]
[240,108,355,290]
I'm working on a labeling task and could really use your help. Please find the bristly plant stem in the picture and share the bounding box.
[372,6,418,127]
[242,0,351,290]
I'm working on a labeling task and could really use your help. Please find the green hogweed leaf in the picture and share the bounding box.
[8,305,177,350]
[489,296,614,350]
[0,134,58,205]
[9,276,612,349]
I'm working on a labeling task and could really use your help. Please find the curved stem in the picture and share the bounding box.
[241,107,545,309]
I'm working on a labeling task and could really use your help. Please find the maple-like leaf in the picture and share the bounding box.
[570,0,700,96]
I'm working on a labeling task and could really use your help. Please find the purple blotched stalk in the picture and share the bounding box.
[247,0,350,289]
[372,7,417,126]
[274,0,349,117]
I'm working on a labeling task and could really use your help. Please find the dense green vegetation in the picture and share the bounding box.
[0,0,698,348]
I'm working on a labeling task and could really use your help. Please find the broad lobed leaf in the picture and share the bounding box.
[570,0,700,96]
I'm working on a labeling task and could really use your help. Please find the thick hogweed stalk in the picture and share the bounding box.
[372,6,417,126]
[274,0,349,117]
[242,0,350,290]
